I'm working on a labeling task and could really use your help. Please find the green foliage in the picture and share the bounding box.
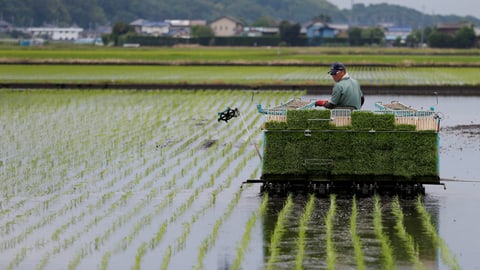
[279,20,301,46]
[252,15,279,27]
[428,26,477,48]
[428,31,454,48]
[191,25,215,38]
[348,26,385,46]
[454,26,477,48]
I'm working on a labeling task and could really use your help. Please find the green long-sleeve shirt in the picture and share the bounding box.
[329,76,363,110]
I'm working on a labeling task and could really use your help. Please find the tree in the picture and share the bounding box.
[252,15,278,27]
[191,25,214,38]
[362,27,384,45]
[312,14,331,23]
[278,20,300,46]
[348,27,363,46]
[428,31,453,48]
[108,21,135,46]
[112,21,135,35]
[454,26,476,48]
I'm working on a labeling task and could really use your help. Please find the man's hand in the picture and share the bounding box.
[315,99,329,107]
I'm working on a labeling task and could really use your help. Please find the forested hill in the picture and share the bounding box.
[1,0,478,29]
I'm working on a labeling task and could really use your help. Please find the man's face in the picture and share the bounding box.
[330,70,344,82]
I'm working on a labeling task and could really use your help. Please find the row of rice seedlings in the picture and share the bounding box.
[349,196,366,270]
[0,91,191,258]
[231,193,269,270]
[0,90,159,202]
[119,138,254,267]
[165,90,239,158]
[3,64,477,85]
[190,136,260,264]
[154,143,258,269]
[1,92,138,253]
[325,194,337,270]
[295,194,316,270]
[0,89,294,268]
[415,197,460,270]
[391,196,423,270]
[173,155,255,251]
[266,194,294,270]
[12,90,197,266]
[373,195,396,269]
[195,188,244,270]
[61,93,227,267]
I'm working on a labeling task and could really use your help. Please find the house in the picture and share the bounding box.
[436,22,473,36]
[130,19,170,36]
[328,23,349,38]
[130,19,148,33]
[210,16,244,37]
[130,19,207,37]
[384,27,412,45]
[165,19,207,38]
[305,22,335,39]
[242,27,278,37]
[300,21,351,46]
[0,20,12,32]
[26,27,83,41]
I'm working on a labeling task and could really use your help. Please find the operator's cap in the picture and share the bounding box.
[328,62,346,75]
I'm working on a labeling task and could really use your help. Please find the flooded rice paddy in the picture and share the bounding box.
[0,90,479,270]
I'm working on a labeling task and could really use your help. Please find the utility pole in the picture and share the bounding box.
[420,5,425,46]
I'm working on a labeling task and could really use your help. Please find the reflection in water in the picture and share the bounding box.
[261,194,445,269]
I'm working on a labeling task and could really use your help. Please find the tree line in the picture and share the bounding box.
[105,20,477,48]
[1,0,478,30]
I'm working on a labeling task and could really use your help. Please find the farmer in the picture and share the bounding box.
[314,62,364,110]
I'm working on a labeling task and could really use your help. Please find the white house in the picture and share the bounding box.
[384,27,413,44]
[130,19,170,36]
[26,27,83,40]
[210,16,244,37]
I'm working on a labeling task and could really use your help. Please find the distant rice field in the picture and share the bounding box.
[1,46,479,64]
[0,65,478,86]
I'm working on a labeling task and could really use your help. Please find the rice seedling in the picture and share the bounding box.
[231,194,268,270]
[266,194,294,270]
[160,245,172,270]
[373,195,396,270]
[415,196,460,270]
[325,194,337,270]
[391,196,423,270]
[195,188,244,270]
[295,194,316,270]
[349,196,366,270]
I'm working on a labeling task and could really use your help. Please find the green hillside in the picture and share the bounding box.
[0,0,478,29]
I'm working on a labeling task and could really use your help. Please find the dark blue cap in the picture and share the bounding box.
[328,62,346,75]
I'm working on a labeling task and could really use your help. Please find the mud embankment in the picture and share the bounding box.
[1,82,479,96]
